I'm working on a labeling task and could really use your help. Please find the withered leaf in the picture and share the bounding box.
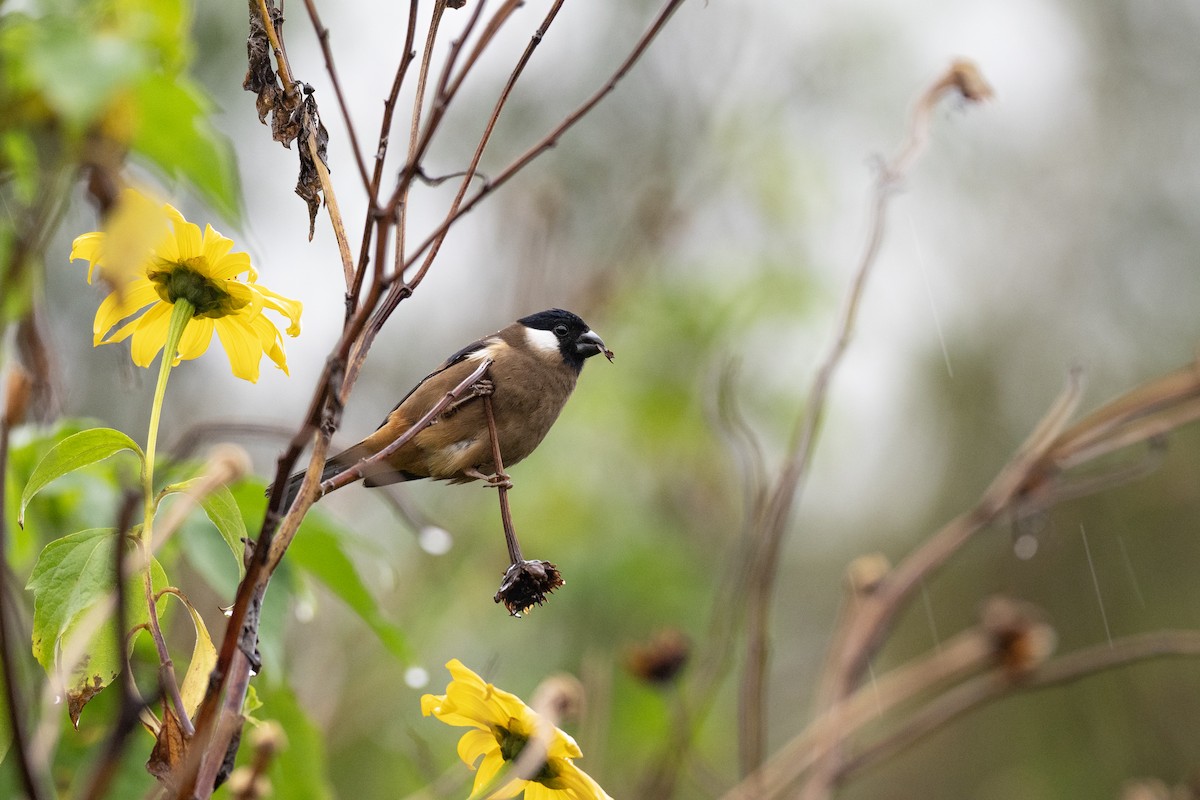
[242,0,285,128]
[146,701,189,788]
[295,88,329,240]
[68,673,106,730]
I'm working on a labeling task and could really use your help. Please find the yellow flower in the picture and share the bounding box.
[70,189,302,383]
[422,660,613,800]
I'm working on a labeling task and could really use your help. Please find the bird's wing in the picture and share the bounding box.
[371,333,500,431]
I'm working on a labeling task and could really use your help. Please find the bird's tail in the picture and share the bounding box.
[271,444,373,509]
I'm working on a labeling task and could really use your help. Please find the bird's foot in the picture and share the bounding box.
[465,467,513,490]
[442,379,494,418]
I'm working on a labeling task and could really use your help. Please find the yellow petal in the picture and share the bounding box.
[523,783,558,800]
[252,313,289,374]
[170,215,203,262]
[469,752,524,800]
[71,232,106,283]
[129,302,173,367]
[177,316,214,361]
[93,279,159,343]
[208,247,255,283]
[200,224,235,271]
[214,315,263,383]
[421,693,448,717]
[254,285,303,336]
[545,728,582,761]
[98,188,171,287]
[457,729,498,768]
[545,761,613,800]
[102,312,146,346]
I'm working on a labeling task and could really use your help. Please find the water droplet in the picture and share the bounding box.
[53,694,62,705]
[1013,534,1038,560]
[419,526,453,556]
[404,666,429,689]
[295,599,315,623]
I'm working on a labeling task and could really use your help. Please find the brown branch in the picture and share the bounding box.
[394,0,687,289]
[798,371,1080,800]
[78,493,152,800]
[837,630,1200,785]
[0,367,51,800]
[302,0,371,193]
[738,59,994,777]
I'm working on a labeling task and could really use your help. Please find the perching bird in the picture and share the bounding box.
[279,308,612,505]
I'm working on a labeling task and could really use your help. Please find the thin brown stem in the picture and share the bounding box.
[78,493,150,800]
[738,60,994,776]
[0,389,52,800]
[302,0,371,192]
[482,392,522,564]
[392,0,686,288]
[837,630,1200,785]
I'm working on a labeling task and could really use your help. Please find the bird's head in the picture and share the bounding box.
[518,308,613,372]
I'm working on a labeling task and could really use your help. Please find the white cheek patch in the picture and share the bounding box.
[524,326,561,355]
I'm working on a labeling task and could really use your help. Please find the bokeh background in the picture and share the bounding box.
[16,0,1200,797]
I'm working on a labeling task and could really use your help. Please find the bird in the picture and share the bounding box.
[278,308,612,505]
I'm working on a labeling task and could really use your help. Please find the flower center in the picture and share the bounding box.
[495,724,557,783]
[148,259,248,318]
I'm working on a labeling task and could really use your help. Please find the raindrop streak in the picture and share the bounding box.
[920,581,942,652]
[907,212,953,379]
[1116,534,1147,609]
[1080,524,1113,648]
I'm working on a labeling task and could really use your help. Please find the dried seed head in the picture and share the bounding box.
[625,628,691,685]
[981,596,1056,677]
[845,553,891,596]
[494,560,564,616]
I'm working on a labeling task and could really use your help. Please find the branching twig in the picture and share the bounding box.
[301,0,371,192]
[837,630,1200,785]
[737,59,994,777]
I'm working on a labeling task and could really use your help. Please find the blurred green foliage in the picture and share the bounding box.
[0,0,239,325]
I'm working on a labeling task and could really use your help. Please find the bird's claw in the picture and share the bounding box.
[464,467,513,489]
[485,473,513,491]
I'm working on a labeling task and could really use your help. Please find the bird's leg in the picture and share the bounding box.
[482,390,563,616]
[464,467,513,490]
[481,393,522,562]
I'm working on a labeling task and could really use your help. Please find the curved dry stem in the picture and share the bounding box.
[837,630,1200,786]
[738,59,995,776]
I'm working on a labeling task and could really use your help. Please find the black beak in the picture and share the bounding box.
[576,330,614,361]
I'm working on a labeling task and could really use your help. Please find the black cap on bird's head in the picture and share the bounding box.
[518,308,614,372]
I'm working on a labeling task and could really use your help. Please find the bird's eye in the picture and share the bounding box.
[553,324,569,338]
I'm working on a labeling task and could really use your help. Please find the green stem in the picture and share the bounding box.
[140,298,196,736]
[143,298,194,514]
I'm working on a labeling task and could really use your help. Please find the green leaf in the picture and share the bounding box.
[287,516,410,662]
[26,529,167,727]
[162,479,247,578]
[19,428,143,527]
[130,73,241,222]
[256,684,334,800]
[24,18,149,129]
